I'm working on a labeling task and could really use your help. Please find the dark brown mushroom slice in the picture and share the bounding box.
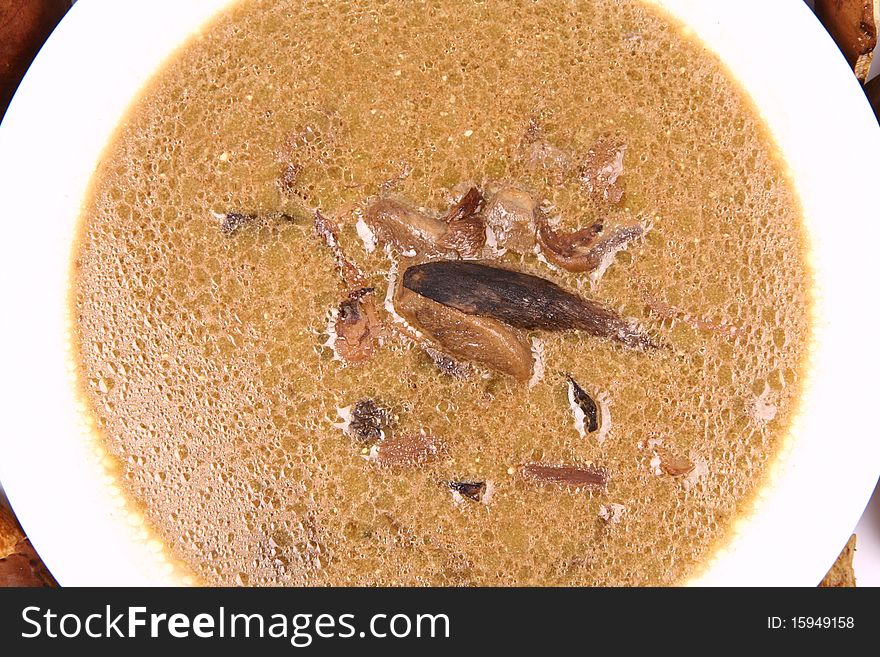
[447,481,487,502]
[402,260,657,350]
[395,283,534,382]
[566,375,599,433]
[519,463,609,490]
[537,215,644,273]
[346,398,392,444]
[442,186,484,223]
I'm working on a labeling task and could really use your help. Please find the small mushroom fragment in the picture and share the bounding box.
[640,288,740,339]
[402,261,657,350]
[598,503,626,524]
[537,215,645,274]
[447,481,487,503]
[0,539,57,587]
[519,463,609,490]
[364,187,486,259]
[395,283,534,382]
[566,375,599,435]
[314,210,372,289]
[370,430,443,467]
[579,137,627,204]
[334,288,381,364]
[520,119,575,182]
[656,448,695,477]
[422,347,471,378]
[866,75,880,120]
[814,0,878,82]
[483,186,539,254]
[219,210,305,235]
[315,212,383,363]
[345,398,392,444]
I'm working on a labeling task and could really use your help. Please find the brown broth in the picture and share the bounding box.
[71,0,812,585]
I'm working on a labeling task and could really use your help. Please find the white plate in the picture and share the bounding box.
[0,0,878,586]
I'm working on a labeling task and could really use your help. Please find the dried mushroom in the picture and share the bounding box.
[364,187,486,259]
[402,260,657,350]
[566,375,599,434]
[345,398,393,444]
[579,137,627,204]
[370,431,443,467]
[315,212,383,364]
[537,215,644,274]
[519,463,609,490]
[447,481,488,503]
[333,288,381,364]
[815,0,878,82]
[395,283,534,382]
[482,186,539,254]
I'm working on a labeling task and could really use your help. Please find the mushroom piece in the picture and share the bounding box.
[402,260,657,350]
[395,282,534,382]
[364,187,486,259]
[333,288,381,364]
[315,212,383,364]
[364,198,450,257]
[566,375,599,434]
[344,398,393,444]
[579,137,627,204]
[369,430,443,467]
[814,0,878,82]
[519,463,609,490]
[447,481,488,503]
[536,214,645,274]
[656,447,695,477]
[482,186,539,254]
[219,210,305,235]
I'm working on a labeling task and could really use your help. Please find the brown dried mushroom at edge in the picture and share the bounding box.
[402,260,658,350]
[364,186,486,258]
[395,282,534,382]
[815,0,878,82]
